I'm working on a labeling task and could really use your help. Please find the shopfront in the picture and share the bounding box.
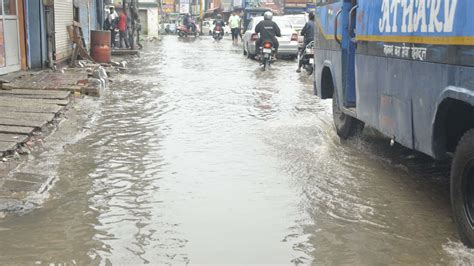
[0,0,21,75]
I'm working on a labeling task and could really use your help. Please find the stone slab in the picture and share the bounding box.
[0,97,70,107]
[0,105,62,114]
[0,99,66,111]
[0,117,47,128]
[0,89,70,99]
[0,71,32,84]
[2,72,88,93]
[0,112,55,122]
[0,125,35,135]
[0,141,17,153]
[0,134,28,143]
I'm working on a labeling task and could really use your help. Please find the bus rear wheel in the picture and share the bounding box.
[332,91,364,139]
[451,129,474,248]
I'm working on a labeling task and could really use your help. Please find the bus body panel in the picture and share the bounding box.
[314,1,343,106]
[314,0,474,159]
[355,54,474,155]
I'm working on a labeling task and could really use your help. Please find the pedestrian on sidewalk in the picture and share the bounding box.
[118,10,130,49]
[229,12,241,44]
[106,7,119,48]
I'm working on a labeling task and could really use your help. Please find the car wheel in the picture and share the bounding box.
[451,129,474,248]
[332,90,364,139]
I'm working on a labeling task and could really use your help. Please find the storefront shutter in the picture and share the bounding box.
[54,0,73,61]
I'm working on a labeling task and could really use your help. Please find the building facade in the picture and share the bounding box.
[138,0,159,36]
[0,0,23,75]
[18,0,104,73]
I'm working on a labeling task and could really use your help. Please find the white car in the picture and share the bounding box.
[242,16,299,58]
[202,20,212,35]
[284,14,308,48]
[202,19,231,36]
[284,14,307,32]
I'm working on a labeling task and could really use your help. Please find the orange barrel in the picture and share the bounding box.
[90,30,111,63]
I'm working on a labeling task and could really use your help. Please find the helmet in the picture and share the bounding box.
[217,14,222,19]
[264,11,273,20]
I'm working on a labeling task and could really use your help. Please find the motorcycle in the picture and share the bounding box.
[176,23,200,38]
[213,25,223,40]
[299,41,315,75]
[259,41,275,71]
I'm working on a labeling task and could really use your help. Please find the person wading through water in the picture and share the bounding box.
[229,12,241,44]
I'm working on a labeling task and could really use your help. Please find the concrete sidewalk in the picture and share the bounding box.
[0,67,109,215]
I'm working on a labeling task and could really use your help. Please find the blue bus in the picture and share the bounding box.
[313,0,474,247]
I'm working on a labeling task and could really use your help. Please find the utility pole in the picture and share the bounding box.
[200,0,204,33]
[200,0,204,19]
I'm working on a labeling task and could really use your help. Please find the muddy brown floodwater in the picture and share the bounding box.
[1,36,474,265]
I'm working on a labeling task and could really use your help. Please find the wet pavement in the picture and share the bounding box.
[1,36,474,264]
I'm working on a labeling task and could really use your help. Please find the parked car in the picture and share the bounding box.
[242,16,299,59]
[202,20,212,35]
[201,19,231,36]
[284,14,307,32]
[163,23,177,34]
[284,14,308,48]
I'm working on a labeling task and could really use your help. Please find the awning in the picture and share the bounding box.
[205,7,221,14]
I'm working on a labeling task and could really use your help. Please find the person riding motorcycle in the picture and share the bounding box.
[213,14,226,37]
[255,11,281,58]
[183,13,196,32]
[296,12,315,73]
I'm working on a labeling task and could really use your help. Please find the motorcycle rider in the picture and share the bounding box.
[255,11,281,59]
[183,13,195,32]
[213,14,226,37]
[296,12,315,73]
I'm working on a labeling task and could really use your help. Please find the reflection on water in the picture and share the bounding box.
[0,36,473,265]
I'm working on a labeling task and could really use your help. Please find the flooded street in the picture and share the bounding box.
[0,36,473,264]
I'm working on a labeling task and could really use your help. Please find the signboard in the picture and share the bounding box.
[244,0,259,8]
[179,3,190,13]
[163,4,174,13]
[285,3,306,7]
[285,0,306,3]
[233,0,244,8]
[221,0,232,11]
